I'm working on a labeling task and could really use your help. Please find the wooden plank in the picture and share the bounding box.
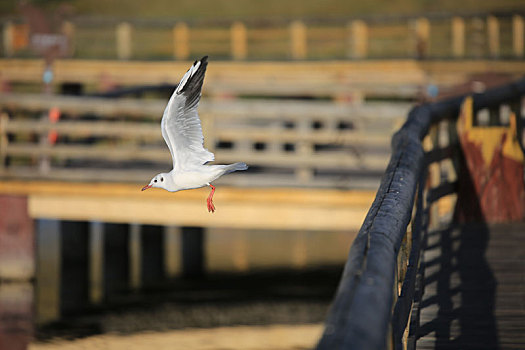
[5,120,159,137]
[3,143,389,171]
[0,59,421,86]
[214,128,392,147]
[451,17,465,58]
[4,119,392,148]
[27,193,369,231]
[216,151,389,170]
[2,21,14,58]
[487,15,500,58]
[295,117,314,182]
[116,22,132,60]
[231,21,247,60]
[349,20,368,59]
[0,180,375,206]
[513,15,524,58]
[173,22,189,60]
[4,143,172,163]
[290,20,307,59]
[0,93,164,118]
[0,181,374,230]
[0,93,410,122]
[414,17,430,58]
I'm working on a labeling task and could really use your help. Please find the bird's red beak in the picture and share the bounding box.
[141,184,152,191]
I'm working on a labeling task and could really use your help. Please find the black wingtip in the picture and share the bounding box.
[178,55,209,106]
[194,56,208,66]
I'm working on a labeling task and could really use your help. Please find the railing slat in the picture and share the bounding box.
[513,15,524,58]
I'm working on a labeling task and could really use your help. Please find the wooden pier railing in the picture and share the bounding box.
[0,93,406,188]
[315,77,525,349]
[2,10,525,60]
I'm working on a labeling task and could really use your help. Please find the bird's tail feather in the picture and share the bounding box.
[223,162,248,174]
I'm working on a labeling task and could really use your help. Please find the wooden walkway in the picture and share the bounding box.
[417,222,525,349]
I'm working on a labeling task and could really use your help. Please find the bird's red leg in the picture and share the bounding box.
[207,184,216,213]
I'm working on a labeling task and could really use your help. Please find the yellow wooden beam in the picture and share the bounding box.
[0,181,375,231]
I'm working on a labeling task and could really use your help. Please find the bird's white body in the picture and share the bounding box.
[142,56,247,211]
[162,164,243,192]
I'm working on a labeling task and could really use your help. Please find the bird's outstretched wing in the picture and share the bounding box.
[161,56,215,170]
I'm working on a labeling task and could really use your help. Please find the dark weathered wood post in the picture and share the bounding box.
[35,219,60,323]
[141,225,165,286]
[60,221,89,315]
[103,223,129,300]
[181,227,205,278]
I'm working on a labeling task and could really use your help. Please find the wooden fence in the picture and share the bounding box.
[0,93,408,188]
[1,10,525,60]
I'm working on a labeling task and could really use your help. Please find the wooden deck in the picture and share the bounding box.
[417,222,525,349]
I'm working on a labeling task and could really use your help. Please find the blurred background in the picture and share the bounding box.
[0,0,525,349]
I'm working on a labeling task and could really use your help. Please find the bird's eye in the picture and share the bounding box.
[161,177,164,182]
[154,179,157,183]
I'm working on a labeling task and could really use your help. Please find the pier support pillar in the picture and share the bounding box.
[181,227,205,278]
[141,225,165,287]
[103,223,129,301]
[60,221,89,315]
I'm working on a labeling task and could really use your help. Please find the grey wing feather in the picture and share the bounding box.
[161,56,214,169]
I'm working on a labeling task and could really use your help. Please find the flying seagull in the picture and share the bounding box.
[142,56,248,212]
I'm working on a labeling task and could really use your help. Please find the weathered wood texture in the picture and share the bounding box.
[417,222,525,349]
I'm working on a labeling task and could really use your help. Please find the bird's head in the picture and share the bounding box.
[142,173,169,191]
